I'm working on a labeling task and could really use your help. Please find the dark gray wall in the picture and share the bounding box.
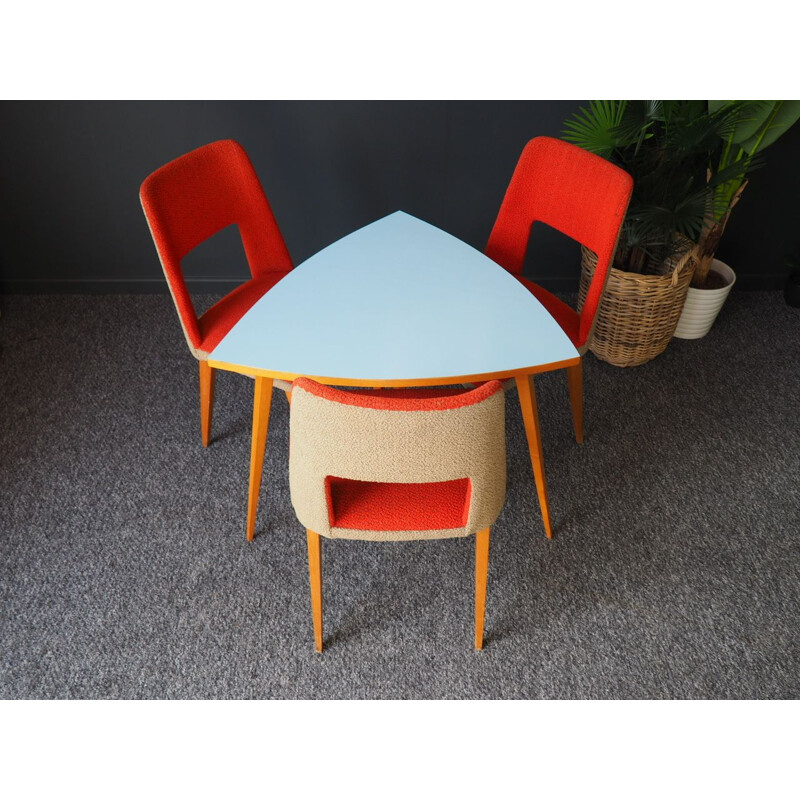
[1,101,798,293]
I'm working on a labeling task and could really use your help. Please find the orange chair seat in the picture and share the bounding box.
[197,271,290,353]
[326,476,470,531]
[515,275,581,348]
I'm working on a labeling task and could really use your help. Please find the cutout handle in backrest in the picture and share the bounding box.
[139,139,293,351]
[486,137,633,344]
[288,380,506,537]
[324,475,472,532]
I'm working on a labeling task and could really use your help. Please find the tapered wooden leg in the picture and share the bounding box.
[515,374,553,539]
[199,360,216,448]
[246,376,274,541]
[566,360,584,444]
[307,530,323,653]
[474,527,490,650]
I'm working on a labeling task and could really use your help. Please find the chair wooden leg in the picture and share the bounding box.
[199,361,216,448]
[246,376,274,541]
[474,527,490,650]
[566,360,584,444]
[515,374,553,539]
[307,530,323,653]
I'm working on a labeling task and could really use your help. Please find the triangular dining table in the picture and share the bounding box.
[209,211,580,540]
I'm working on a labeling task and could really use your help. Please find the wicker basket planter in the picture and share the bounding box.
[577,245,697,367]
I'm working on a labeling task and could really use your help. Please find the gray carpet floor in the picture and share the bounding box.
[1,291,798,699]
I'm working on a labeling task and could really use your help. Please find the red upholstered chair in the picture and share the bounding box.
[139,139,293,446]
[289,378,507,652]
[485,136,633,442]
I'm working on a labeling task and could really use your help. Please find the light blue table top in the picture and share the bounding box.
[209,211,579,384]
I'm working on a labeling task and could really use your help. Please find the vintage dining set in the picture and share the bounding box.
[139,137,633,652]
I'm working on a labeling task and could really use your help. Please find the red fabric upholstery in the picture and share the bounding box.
[140,140,293,351]
[515,276,580,347]
[197,272,287,354]
[347,387,469,400]
[294,380,500,532]
[291,377,504,412]
[485,137,633,347]
[326,476,471,531]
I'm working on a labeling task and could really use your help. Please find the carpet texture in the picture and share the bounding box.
[0,292,798,699]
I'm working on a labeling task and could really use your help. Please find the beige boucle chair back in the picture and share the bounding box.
[289,379,507,541]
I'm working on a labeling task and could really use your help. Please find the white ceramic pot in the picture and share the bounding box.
[673,259,736,339]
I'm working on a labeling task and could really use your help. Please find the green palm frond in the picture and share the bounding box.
[716,101,766,141]
[711,100,780,145]
[708,152,763,189]
[739,100,800,153]
[615,217,689,274]
[664,102,742,153]
[643,100,665,120]
[562,100,627,157]
[631,189,708,242]
[562,98,800,273]
[708,152,764,221]
[611,101,661,153]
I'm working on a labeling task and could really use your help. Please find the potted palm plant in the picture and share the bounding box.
[673,101,800,337]
[562,100,741,366]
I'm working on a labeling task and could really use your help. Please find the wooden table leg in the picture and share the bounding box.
[199,360,216,448]
[566,360,584,444]
[246,376,274,541]
[515,373,553,539]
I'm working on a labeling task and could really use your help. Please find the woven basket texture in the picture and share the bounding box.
[578,244,697,367]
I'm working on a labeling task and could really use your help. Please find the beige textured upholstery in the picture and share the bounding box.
[289,381,507,541]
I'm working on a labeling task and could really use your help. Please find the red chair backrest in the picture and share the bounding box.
[485,136,633,346]
[139,139,293,349]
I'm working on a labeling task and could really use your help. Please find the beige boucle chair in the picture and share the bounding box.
[289,377,507,652]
